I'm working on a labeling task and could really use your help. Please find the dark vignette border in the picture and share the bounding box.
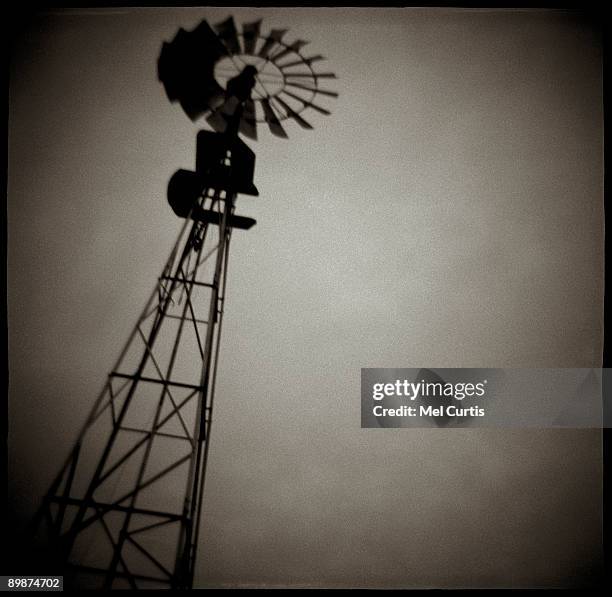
[3,2,610,589]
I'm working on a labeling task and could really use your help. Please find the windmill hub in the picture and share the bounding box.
[214,56,285,99]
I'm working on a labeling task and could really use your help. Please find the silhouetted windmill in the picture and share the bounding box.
[30,16,336,589]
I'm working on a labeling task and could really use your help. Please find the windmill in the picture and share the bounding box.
[29,15,337,589]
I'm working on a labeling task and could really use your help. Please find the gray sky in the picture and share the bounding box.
[8,7,603,588]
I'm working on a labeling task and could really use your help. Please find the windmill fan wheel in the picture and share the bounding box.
[158,16,338,140]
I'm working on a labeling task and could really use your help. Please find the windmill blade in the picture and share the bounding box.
[219,95,240,116]
[206,110,228,134]
[261,98,288,138]
[158,19,228,120]
[270,40,309,63]
[214,16,241,54]
[280,89,332,115]
[271,97,313,130]
[205,96,240,133]
[258,29,287,59]
[179,87,225,122]
[285,81,339,98]
[239,98,257,140]
[242,20,261,55]
[284,72,337,79]
[191,18,228,56]
[278,54,325,69]
[157,38,183,101]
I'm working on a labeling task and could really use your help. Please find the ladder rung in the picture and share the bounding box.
[119,426,194,441]
[165,313,209,325]
[110,373,204,392]
[49,495,184,521]
[65,563,172,585]
[160,276,216,289]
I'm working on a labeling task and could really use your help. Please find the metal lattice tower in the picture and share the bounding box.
[29,15,336,589]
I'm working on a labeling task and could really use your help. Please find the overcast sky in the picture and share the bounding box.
[8,7,603,588]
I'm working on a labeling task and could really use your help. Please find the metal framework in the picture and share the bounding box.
[31,186,236,589]
[28,15,336,590]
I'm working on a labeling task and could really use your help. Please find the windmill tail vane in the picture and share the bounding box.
[26,15,336,590]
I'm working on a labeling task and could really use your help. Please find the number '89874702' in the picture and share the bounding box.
[2,577,62,591]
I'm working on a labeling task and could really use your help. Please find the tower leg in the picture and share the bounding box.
[29,190,236,589]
